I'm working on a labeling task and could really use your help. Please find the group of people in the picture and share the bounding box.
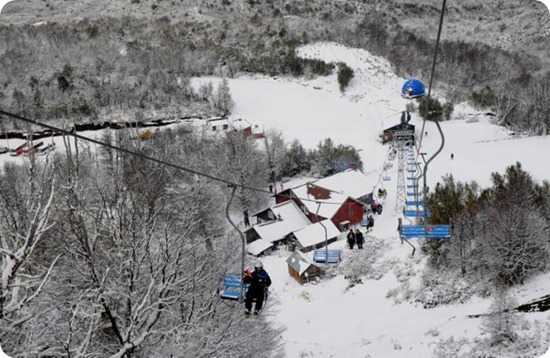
[346,228,365,249]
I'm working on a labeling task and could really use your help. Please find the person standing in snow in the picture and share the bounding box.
[355,229,364,249]
[347,229,356,249]
[244,262,271,316]
[366,214,375,232]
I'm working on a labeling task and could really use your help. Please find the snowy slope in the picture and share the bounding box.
[1,41,549,358]
[222,42,550,358]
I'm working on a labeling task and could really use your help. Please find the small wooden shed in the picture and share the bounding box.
[286,251,322,284]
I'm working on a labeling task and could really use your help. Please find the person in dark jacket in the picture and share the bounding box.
[371,202,383,215]
[355,229,364,249]
[244,262,271,315]
[366,214,375,232]
[347,229,356,249]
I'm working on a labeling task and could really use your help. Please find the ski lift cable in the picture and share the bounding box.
[0,110,346,206]
[416,0,447,204]
[417,0,446,151]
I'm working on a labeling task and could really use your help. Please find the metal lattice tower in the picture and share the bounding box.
[394,131,412,211]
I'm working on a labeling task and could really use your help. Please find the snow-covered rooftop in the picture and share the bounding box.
[251,221,292,243]
[292,219,341,249]
[230,118,251,130]
[285,250,319,276]
[292,184,351,219]
[312,168,376,200]
[246,239,274,256]
[250,200,311,243]
[270,200,311,228]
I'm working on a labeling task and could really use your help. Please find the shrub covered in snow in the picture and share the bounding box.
[339,237,390,287]
[415,268,477,308]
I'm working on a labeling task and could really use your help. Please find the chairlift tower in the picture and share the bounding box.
[393,131,411,211]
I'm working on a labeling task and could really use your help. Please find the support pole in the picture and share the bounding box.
[225,185,246,303]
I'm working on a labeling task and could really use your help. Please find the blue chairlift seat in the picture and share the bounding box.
[405,200,424,206]
[404,209,432,218]
[382,175,391,181]
[220,274,247,301]
[401,225,451,239]
[407,184,418,189]
[314,249,340,264]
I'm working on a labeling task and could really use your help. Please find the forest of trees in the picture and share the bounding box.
[417,163,550,308]
[277,137,363,179]
[0,2,549,355]
[0,127,282,357]
[0,2,548,134]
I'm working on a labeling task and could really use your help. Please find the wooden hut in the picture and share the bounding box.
[286,251,322,284]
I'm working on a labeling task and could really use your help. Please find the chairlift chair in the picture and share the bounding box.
[314,249,340,264]
[400,224,452,239]
[219,273,247,301]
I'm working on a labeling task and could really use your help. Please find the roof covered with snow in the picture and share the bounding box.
[246,239,274,256]
[250,200,312,243]
[285,250,319,276]
[293,219,341,249]
[292,184,350,219]
[270,200,311,228]
[312,169,376,200]
[230,118,252,130]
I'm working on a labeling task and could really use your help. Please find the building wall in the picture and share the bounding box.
[275,190,292,205]
[287,265,321,284]
[331,198,364,227]
[245,229,261,244]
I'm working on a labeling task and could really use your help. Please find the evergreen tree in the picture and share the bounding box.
[337,63,354,92]
[214,78,234,116]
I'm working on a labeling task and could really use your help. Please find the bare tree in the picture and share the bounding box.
[0,154,58,350]
[492,86,518,128]
[219,131,269,219]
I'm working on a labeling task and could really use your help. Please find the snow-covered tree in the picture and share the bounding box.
[481,286,520,347]
[278,139,311,178]
[0,154,57,352]
[219,131,269,217]
[311,138,337,177]
[0,130,280,357]
[214,78,234,116]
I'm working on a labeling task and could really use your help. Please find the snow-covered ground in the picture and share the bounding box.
[1,41,550,357]
[218,42,550,357]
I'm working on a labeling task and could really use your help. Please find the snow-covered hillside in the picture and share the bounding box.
[1,41,549,358]
[222,42,550,357]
